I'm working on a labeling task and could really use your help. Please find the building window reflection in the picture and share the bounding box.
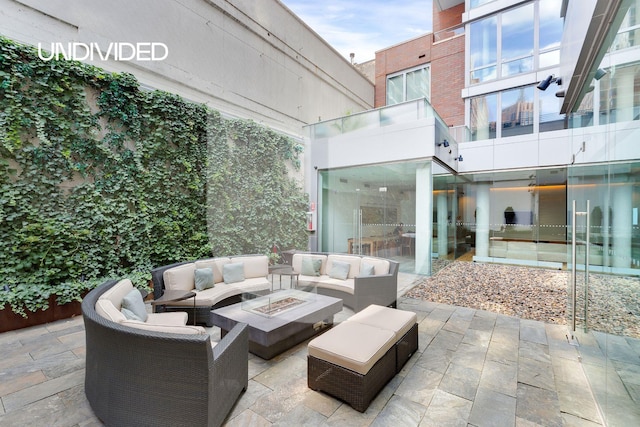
[386,65,430,106]
[469,0,562,84]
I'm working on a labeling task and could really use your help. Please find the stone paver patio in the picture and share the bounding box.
[5,294,636,427]
[1,268,639,426]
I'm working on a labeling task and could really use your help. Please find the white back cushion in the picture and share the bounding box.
[327,254,361,279]
[230,255,268,279]
[361,257,390,275]
[163,263,196,291]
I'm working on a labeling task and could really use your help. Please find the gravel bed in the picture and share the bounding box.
[406,260,640,338]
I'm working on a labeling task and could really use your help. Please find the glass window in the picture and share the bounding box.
[539,87,566,132]
[539,0,563,67]
[386,74,404,105]
[612,3,640,51]
[406,67,430,101]
[470,16,497,83]
[471,93,497,140]
[386,66,430,105]
[470,0,496,8]
[501,86,534,137]
[501,4,534,77]
[599,63,640,124]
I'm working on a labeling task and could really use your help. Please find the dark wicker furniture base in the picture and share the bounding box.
[307,321,418,412]
[308,348,397,412]
[396,323,419,372]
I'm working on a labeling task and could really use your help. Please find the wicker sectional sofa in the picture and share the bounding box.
[82,279,249,427]
[151,254,271,326]
[289,252,399,312]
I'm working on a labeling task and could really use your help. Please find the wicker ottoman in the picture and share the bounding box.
[308,321,397,412]
[345,304,418,372]
[308,305,419,411]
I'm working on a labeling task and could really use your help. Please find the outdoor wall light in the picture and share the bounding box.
[537,75,562,91]
[437,139,449,147]
[456,155,463,161]
[594,68,607,80]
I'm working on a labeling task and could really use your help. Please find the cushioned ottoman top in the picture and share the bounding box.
[308,321,395,375]
[346,304,417,341]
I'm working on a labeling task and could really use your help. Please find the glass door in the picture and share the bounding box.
[567,162,640,426]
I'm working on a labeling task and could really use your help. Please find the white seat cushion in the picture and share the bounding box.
[165,278,271,307]
[308,321,395,375]
[120,320,207,334]
[146,311,188,325]
[346,304,416,341]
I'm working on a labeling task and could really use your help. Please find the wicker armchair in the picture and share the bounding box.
[82,279,248,427]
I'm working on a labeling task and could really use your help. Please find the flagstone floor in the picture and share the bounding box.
[1,270,639,426]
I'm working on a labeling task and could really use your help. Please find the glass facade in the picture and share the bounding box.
[471,84,567,140]
[501,4,534,77]
[469,0,562,84]
[469,16,497,83]
[470,92,497,140]
[470,0,496,8]
[539,87,565,131]
[538,0,563,67]
[318,162,423,273]
[501,86,534,136]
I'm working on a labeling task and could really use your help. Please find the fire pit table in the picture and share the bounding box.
[211,289,342,359]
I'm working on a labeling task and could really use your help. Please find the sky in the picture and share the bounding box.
[281,0,433,63]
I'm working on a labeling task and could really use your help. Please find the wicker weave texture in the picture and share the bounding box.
[82,280,248,427]
[396,323,419,372]
[308,349,396,412]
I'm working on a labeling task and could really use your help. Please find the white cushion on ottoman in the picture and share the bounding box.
[308,321,395,375]
[346,304,417,341]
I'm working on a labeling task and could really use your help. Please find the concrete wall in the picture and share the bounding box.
[0,0,373,137]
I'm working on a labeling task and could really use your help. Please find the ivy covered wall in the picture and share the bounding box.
[0,37,308,315]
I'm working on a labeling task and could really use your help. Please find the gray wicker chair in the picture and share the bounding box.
[82,279,248,427]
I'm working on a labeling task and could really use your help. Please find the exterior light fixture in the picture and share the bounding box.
[594,68,607,80]
[437,139,449,147]
[537,75,562,91]
[456,155,463,162]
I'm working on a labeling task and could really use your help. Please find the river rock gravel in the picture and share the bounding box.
[405,260,640,338]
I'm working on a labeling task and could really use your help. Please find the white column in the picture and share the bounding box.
[612,183,632,269]
[437,191,448,258]
[415,163,432,275]
[475,183,490,258]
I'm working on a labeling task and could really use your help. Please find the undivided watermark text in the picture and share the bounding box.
[37,42,169,62]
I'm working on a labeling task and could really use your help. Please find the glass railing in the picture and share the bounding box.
[433,24,465,43]
[309,98,445,139]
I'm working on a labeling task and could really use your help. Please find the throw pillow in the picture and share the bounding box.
[329,260,350,280]
[223,262,245,284]
[121,288,148,322]
[301,257,322,276]
[359,262,376,277]
[121,307,145,322]
[194,267,215,291]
